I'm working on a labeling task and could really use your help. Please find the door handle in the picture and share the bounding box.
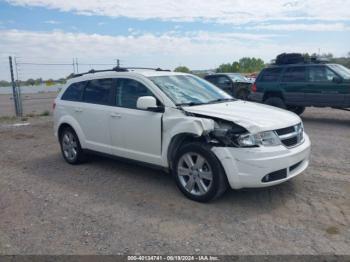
[74,108,83,113]
[110,113,121,118]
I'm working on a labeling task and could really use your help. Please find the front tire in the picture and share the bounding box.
[59,127,85,165]
[173,143,228,202]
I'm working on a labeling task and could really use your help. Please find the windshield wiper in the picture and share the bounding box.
[176,102,206,107]
[206,98,236,104]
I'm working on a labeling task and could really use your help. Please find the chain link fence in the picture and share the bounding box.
[0,57,121,118]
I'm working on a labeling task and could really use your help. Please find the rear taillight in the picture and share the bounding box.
[53,102,56,110]
[251,82,257,92]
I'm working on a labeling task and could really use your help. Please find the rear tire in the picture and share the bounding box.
[59,127,85,165]
[173,142,228,202]
[288,106,305,115]
[264,96,286,109]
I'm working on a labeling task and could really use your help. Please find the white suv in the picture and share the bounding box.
[54,68,311,202]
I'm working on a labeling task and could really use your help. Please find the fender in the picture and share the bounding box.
[57,115,87,149]
[161,108,215,167]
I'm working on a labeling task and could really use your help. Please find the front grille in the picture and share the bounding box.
[275,126,295,136]
[282,136,298,147]
[275,123,303,148]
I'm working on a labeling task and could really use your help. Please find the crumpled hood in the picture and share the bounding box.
[183,100,301,133]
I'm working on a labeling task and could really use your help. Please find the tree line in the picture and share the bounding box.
[174,52,350,74]
[1,52,349,86]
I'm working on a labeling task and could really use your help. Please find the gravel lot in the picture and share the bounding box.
[0,107,349,255]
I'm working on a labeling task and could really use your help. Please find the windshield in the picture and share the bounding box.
[228,73,248,82]
[149,75,233,106]
[328,64,350,79]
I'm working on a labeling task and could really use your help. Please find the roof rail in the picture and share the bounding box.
[72,66,170,78]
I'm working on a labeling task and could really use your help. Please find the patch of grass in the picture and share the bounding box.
[0,116,16,122]
[25,113,36,118]
[326,226,339,235]
[40,110,50,116]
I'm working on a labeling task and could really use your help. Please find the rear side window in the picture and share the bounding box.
[282,67,306,82]
[61,81,85,101]
[259,68,282,82]
[83,78,113,105]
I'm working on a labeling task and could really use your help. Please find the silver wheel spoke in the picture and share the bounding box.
[199,170,213,181]
[194,155,205,169]
[68,149,74,159]
[178,167,190,177]
[63,134,70,144]
[183,154,194,168]
[185,177,195,192]
[196,180,207,194]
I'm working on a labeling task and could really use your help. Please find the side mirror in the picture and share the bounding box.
[136,96,164,112]
[333,76,343,84]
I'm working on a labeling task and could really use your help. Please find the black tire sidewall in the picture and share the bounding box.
[172,143,226,202]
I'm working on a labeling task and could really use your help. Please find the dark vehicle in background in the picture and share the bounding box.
[249,54,350,115]
[204,73,252,100]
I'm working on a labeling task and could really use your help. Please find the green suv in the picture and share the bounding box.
[249,62,350,115]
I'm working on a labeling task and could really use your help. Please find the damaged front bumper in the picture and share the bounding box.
[211,133,311,189]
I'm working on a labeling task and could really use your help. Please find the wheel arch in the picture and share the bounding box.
[57,116,86,148]
[263,91,285,101]
[167,133,207,170]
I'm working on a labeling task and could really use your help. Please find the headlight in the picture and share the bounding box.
[237,131,281,147]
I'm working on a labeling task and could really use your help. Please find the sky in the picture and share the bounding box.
[0,0,350,80]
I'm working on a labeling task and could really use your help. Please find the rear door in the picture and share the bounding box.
[77,78,114,153]
[256,67,283,96]
[280,66,307,106]
[306,65,347,107]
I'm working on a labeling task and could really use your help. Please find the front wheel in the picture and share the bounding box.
[173,143,228,202]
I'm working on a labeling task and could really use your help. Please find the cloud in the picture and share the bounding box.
[44,20,61,24]
[1,29,348,81]
[6,0,350,25]
[247,23,350,32]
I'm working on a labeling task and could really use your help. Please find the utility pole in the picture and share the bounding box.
[72,58,76,74]
[9,56,20,117]
[14,57,23,116]
[75,58,79,73]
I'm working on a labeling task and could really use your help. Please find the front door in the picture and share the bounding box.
[109,78,163,165]
[306,65,347,107]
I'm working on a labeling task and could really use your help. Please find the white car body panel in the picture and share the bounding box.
[54,70,311,190]
[183,100,301,134]
[109,106,163,165]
